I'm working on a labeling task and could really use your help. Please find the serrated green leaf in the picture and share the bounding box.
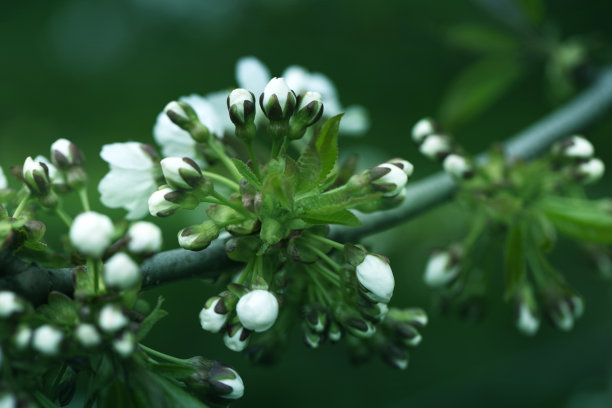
[540,196,612,244]
[446,23,519,53]
[302,209,362,226]
[504,221,525,298]
[296,139,321,192]
[314,114,342,185]
[439,56,522,129]
[23,240,47,251]
[232,158,261,190]
[38,291,78,325]
[137,297,168,341]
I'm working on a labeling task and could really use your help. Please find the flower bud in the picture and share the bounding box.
[419,134,452,160]
[14,325,32,350]
[359,301,388,323]
[51,138,84,170]
[126,221,163,254]
[22,156,52,197]
[164,101,211,143]
[103,253,141,290]
[0,165,7,190]
[113,331,135,357]
[547,294,583,331]
[371,163,408,197]
[23,220,46,242]
[69,211,114,257]
[98,304,129,333]
[148,186,182,217]
[382,343,409,370]
[236,290,279,332]
[227,89,256,127]
[305,306,327,333]
[411,118,436,144]
[178,221,220,251]
[32,324,63,356]
[355,254,395,303]
[0,291,24,318]
[207,364,245,400]
[553,135,594,159]
[259,77,296,121]
[75,323,101,348]
[328,320,342,342]
[576,158,605,184]
[386,158,414,178]
[303,326,322,349]
[515,299,540,337]
[290,91,324,137]
[344,316,376,338]
[199,296,228,333]
[161,157,204,190]
[423,249,461,287]
[443,154,473,179]
[223,323,251,352]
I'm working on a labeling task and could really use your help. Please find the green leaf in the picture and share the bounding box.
[137,297,168,341]
[314,114,342,185]
[146,371,210,408]
[445,23,519,54]
[232,158,261,190]
[296,139,322,192]
[504,221,526,298]
[301,209,362,226]
[439,56,522,129]
[540,197,612,244]
[37,291,78,325]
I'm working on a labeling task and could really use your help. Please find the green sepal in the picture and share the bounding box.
[225,235,261,262]
[344,243,367,267]
[540,196,612,243]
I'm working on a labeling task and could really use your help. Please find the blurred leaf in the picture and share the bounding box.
[439,56,522,129]
[504,220,525,298]
[540,196,612,243]
[446,23,519,53]
[517,0,546,26]
[314,114,341,185]
[301,209,361,226]
[137,296,167,341]
[38,291,78,325]
[232,158,261,190]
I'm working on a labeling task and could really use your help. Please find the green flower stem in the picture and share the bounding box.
[210,191,254,219]
[55,207,73,228]
[306,244,343,273]
[312,262,340,286]
[209,139,243,182]
[236,257,255,285]
[306,268,333,305]
[50,363,68,399]
[201,171,240,191]
[87,258,101,294]
[246,142,262,179]
[139,344,190,366]
[270,139,281,159]
[302,232,344,251]
[12,192,31,218]
[78,188,90,212]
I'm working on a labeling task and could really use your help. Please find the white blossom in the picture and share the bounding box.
[75,323,102,347]
[373,163,408,197]
[419,134,452,160]
[0,291,23,318]
[577,158,605,184]
[443,154,472,179]
[411,118,435,144]
[199,297,228,333]
[561,135,594,158]
[14,325,32,350]
[69,211,114,257]
[127,221,163,254]
[355,254,395,303]
[113,331,135,357]
[236,290,279,332]
[32,325,63,356]
[98,142,161,220]
[424,251,460,287]
[154,94,224,162]
[98,304,129,333]
[0,393,17,408]
[103,253,141,290]
[0,166,7,189]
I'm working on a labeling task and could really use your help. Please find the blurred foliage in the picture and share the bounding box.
[3,0,612,407]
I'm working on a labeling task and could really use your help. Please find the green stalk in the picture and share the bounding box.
[246,142,262,179]
[55,207,73,228]
[201,171,240,191]
[302,232,344,251]
[139,344,190,365]
[12,192,31,218]
[209,139,242,182]
[78,188,90,212]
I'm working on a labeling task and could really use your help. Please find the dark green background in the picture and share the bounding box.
[2,1,612,406]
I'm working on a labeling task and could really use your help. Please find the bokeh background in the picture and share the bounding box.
[3,0,612,406]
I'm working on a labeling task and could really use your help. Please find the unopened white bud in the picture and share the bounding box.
[32,325,63,356]
[160,157,203,190]
[554,135,594,159]
[51,138,84,169]
[411,118,435,144]
[293,91,324,127]
[127,221,163,254]
[199,296,228,333]
[373,163,408,197]
[386,158,414,177]
[419,134,452,160]
[223,324,250,352]
[98,304,129,333]
[236,290,279,332]
[443,154,473,179]
[210,366,244,400]
[164,101,189,122]
[355,254,395,303]
[113,331,135,357]
[75,323,101,347]
[424,250,460,287]
[516,303,540,336]
[260,77,296,121]
[69,211,114,257]
[0,291,24,318]
[22,156,52,196]
[148,186,181,217]
[576,158,605,184]
[103,253,140,290]
[228,88,256,126]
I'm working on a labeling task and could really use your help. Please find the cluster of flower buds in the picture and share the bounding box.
[552,135,605,184]
[411,118,474,180]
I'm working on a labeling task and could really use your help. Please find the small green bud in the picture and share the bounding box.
[23,220,46,242]
[178,221,220,251]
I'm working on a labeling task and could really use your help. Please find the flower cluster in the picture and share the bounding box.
[414,118,606,335]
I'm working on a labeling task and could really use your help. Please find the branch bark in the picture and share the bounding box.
[3,67,612,303]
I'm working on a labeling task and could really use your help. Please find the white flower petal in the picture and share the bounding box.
[236,56,271,95]
[100,142,155,170]
[340,105,370,135]
[0,166,8,189]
